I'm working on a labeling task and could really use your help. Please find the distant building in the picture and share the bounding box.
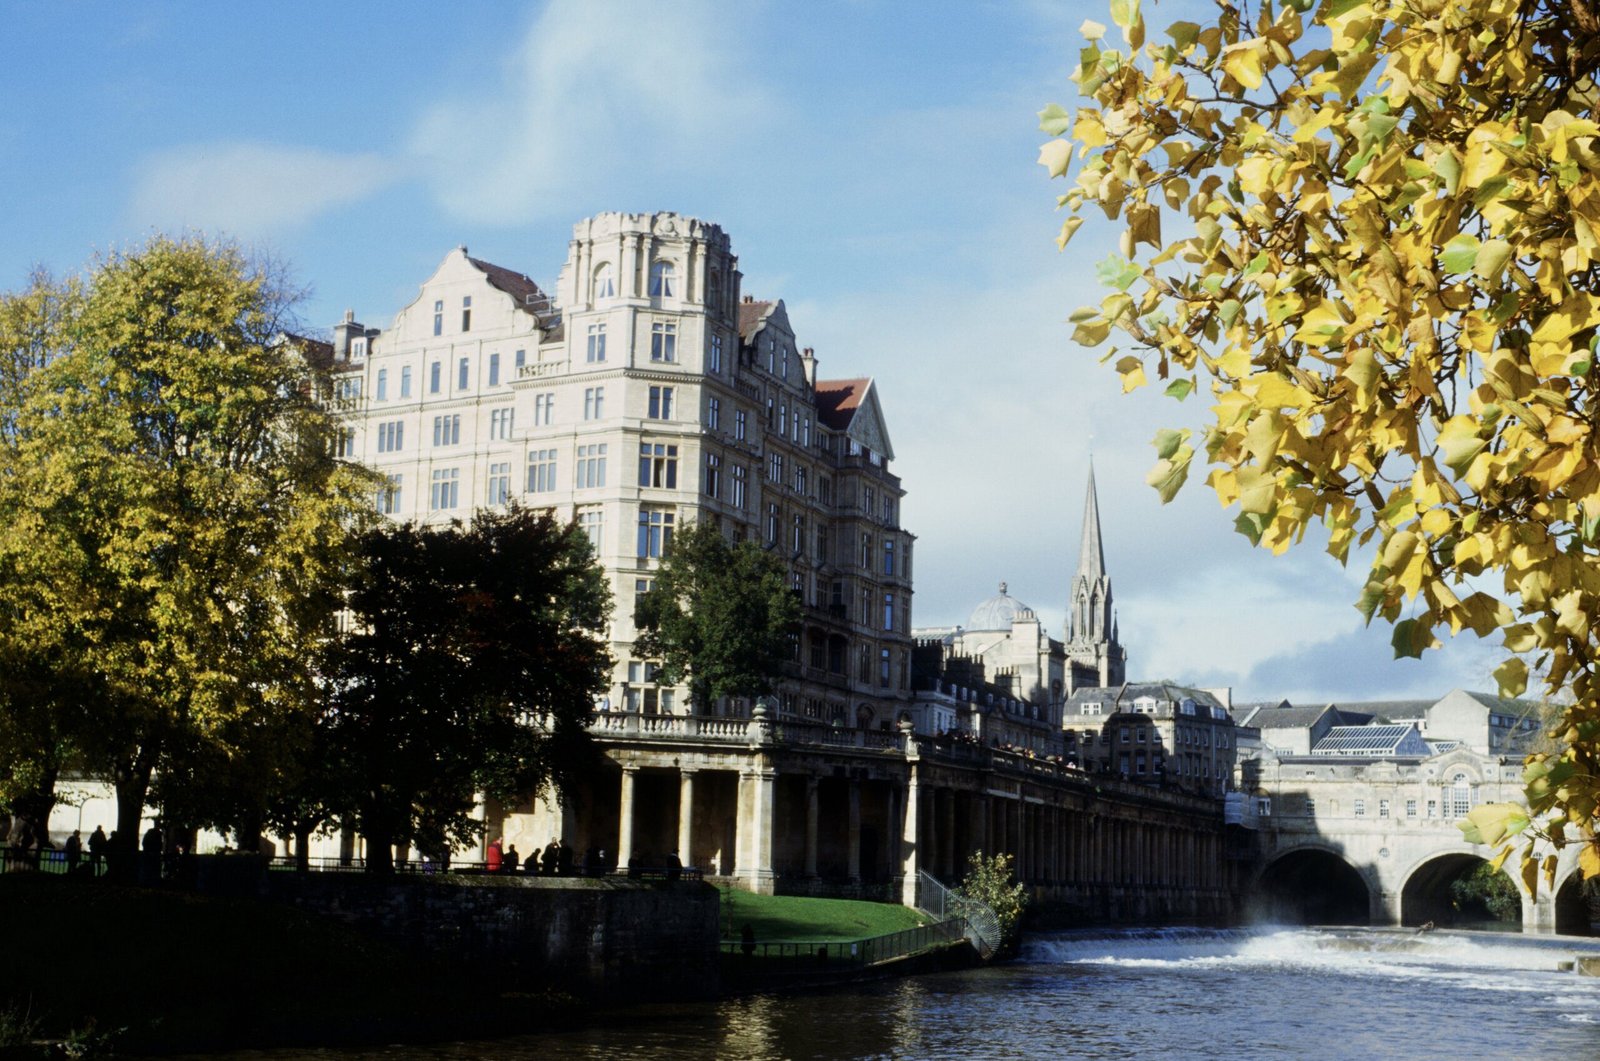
[911,465,1126,720]
[1063,682,1238,795]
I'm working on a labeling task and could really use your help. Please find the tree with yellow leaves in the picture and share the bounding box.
[1041,0,1600,892]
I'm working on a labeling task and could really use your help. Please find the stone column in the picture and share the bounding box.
[901,765,922,905]
[942,788,957,877]
[804,776,820,878]
[677,769,696,868]
[971,794,989,858]
[847,780,862,881]
[617,766,638,873]
[736,767,777,894]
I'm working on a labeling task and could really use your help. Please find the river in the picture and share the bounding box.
[208,928,1600,1059]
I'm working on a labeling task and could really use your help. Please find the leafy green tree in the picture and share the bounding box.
[0,237,372,876]
[633,522,801,715]
[1044,0,1600,890]
[323,506,611,873]
[1449,861,1523,922]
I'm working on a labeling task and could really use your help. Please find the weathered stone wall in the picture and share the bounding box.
[254,873,719,1000]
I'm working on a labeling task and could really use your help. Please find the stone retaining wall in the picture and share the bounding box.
[252,871,719,1000]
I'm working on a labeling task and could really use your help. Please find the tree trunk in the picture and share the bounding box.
[363,811,395,874]
[10,763,59,868]
[111,747,157,884]
[294,822,313,873]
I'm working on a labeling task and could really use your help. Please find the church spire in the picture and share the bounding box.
[1065,460,1126,691]
[1077,459,1106,582]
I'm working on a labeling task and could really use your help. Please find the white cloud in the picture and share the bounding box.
[408,0,768,225]
[128,142,400,239]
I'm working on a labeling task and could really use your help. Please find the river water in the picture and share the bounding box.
[217,928,1600,1059]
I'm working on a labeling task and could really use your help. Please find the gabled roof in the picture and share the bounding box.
[738,299,775,340]
[815,377,870,430]
[816,377,894,461]
[466,255,548,315]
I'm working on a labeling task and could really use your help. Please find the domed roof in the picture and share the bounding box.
[967,582,1032,631]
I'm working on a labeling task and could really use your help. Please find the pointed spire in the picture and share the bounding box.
[1077,460,1106,581]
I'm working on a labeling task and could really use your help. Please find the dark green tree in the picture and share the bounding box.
[323,506,611,873]
[633,522,801,714]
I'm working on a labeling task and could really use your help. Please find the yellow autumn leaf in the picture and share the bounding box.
[1220,42,1265,91]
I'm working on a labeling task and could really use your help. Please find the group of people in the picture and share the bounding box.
[486,837,592,876]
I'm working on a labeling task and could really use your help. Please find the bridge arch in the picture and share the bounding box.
[1254,845,1371,925]
[1399,852,1520,929]
[1554,868,1596,936]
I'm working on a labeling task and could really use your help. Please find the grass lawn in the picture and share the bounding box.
[718,888,927,944]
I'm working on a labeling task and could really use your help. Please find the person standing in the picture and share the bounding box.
[63,830,82,874]
[486,836,502,873]
[87,825,107,875]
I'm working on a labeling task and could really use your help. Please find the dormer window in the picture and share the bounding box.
[433,300,443,336]
[351,337,367,360]
[593,262,616,300]
[649,260,676,298]
[461,296,472,332]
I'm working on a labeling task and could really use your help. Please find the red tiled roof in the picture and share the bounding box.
[814,377,869,430]
[737,299,774,340]
[467,255,547,313]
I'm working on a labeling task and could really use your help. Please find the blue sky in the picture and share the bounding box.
[0,0,1500,702]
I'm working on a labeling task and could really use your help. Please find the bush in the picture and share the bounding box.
[953,852,1028,955]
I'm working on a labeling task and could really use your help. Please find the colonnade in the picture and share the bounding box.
[537,748,1232,911]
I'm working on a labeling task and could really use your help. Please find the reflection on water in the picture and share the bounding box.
[194,929,1600,1060]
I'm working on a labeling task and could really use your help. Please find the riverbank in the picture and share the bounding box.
[0,875,952,1055]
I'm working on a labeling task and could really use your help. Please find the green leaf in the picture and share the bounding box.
[1166,21,1201,48]
[1391,618,1435,659]
[1474,238,1513,280]
[1440,233,1481,273]
[1109,0,1140,30]
[1038,103,1072,136]
[1152,427,1189,459]
[1164,378,1194,401]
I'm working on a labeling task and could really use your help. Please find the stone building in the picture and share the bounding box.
[327,211,915,731]
[1062,682,1239,796]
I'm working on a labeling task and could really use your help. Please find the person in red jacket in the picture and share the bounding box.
[486,837,503,873]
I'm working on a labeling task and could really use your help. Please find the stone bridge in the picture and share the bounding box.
[1249,746,1589,933]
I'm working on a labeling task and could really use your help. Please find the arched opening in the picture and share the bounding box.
[1400,853,1521,930]
[1255,849,1370,925]
[1555,873,1597,936]
[592,261,615,300]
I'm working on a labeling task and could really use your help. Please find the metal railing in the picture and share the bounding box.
[915,870,1001,959]
[0,847,108,876]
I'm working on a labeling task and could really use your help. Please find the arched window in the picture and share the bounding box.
[593,262,615,300]
[1449,773,1473,818]
[649,260,676,298]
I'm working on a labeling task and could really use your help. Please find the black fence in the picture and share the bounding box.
[1,846,109,876]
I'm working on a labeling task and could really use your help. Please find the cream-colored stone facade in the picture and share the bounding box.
[329,212,914,727]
